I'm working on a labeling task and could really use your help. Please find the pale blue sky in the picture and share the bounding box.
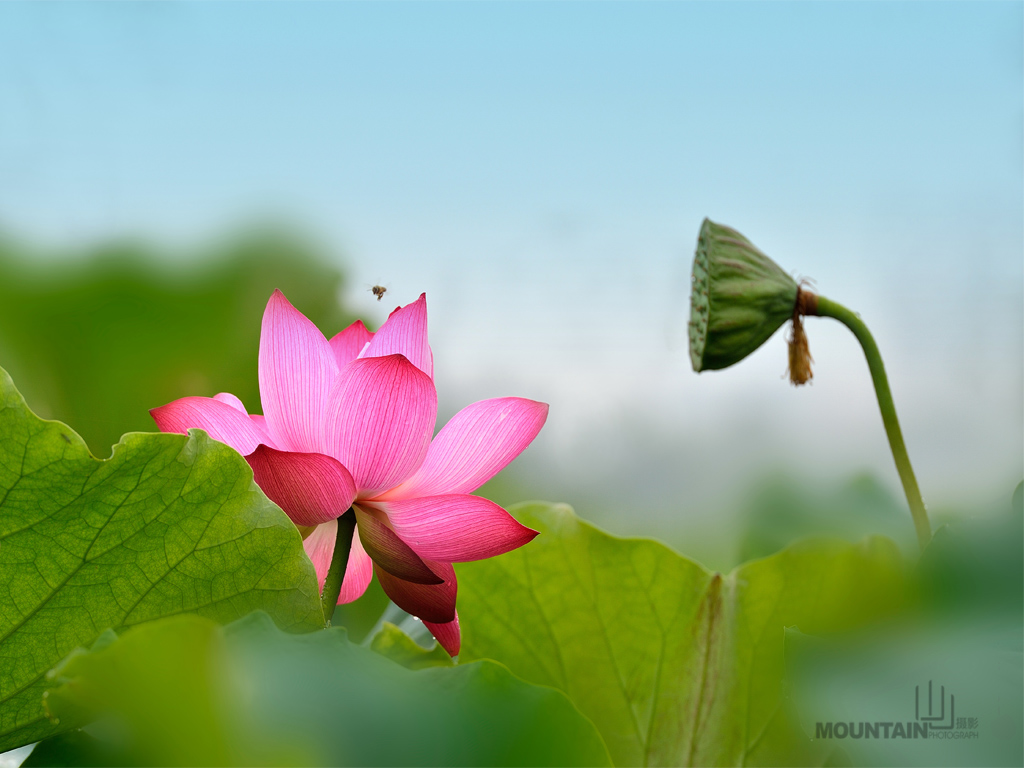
[1,3,1019,239]
[1,2,1021,549]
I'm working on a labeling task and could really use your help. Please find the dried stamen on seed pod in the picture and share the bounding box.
[787,285,816,386]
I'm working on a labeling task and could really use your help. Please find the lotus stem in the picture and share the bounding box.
[321,509,357,626]
[809,295,931,550]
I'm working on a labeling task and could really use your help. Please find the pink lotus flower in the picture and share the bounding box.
[152,290,546,655]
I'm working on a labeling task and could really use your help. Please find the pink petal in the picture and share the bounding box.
[303,517,374,605]
[151,396,277,454]
[323,354,436,496]
[359,293,433,379]
[381,398,549,500]
[353,508,443,585]
[196,393,278,451]
[423,611,461,657]
[246,445,357,527]
[303,519,336,588]
[373,495,538,562]
[259,290,339,453]
[337,526,374,604]
[375,559,456,624]
[213,392,247,412]
[329,320,374,368]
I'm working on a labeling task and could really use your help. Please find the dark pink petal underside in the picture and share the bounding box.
[354,509,443,585]
[374,559,457,624]
[246,445,357,527]
[423,612,461,657]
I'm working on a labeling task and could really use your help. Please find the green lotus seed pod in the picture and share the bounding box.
[689,218,799,372]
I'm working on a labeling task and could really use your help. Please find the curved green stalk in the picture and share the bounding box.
[321,509,357,626]
[812,296,931,550]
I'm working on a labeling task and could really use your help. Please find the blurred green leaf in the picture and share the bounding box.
[331,574,391,644]
[917,483,1024,617]
[38,611,612,767]
[42,616,236,766]
[786,619,1023,767]
[0,229,357,455]
[370,622,454,670]
[737,472,916,563]
[0,366,323,752]
[456,502,909,767]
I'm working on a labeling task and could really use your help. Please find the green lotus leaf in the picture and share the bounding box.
[457,502,908,767]
[0,366,322,752]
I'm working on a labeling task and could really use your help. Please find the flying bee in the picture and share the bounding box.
[370,284,388,302]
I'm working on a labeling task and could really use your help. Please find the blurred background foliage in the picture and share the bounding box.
[0,228,358,456]
[737,472,918,562]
